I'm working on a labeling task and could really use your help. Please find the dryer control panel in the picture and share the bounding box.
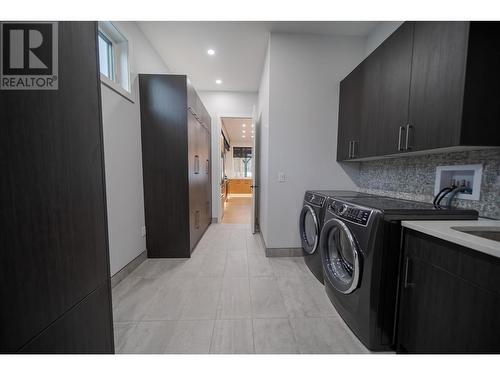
[330,201,372,226]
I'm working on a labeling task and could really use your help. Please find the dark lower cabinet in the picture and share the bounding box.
[337,21,500,161]
[139,74,211,258]
[21,285,114,354]
[0,22,113,353]
[397,229,500,353]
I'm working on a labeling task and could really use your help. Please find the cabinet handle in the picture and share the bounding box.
[404,258,415,288]
[195,210,200,229]
[405,124,413,150]
[348,141,352,159]
[351,140,357,158]
[206,159,209,174]
[194,155,199,174]
[398,126,406,151]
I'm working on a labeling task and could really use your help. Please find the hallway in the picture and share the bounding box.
[222,195,252,224]
[112,223,369,354]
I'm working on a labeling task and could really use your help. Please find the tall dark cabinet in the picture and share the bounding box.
[337,21,500,161]
[0,22,114,353]
[139,74,212,258]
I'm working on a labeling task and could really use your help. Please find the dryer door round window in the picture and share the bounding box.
[321,218,361,294]
[299,205,319,254]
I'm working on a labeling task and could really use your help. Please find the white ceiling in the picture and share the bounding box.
[222,117,254,144]
[137,21,380,92]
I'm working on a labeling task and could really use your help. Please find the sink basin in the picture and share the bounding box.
[451,226,500,242]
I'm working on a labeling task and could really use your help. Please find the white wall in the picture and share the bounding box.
[101,21,169,276]
[365,22,403,56]
[256,43,270,244]
[198,91,257,220]
[259,33,365,249]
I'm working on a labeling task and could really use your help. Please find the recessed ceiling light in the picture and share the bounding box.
[251,130,254,133]
[242,124,246,127]
[215,79,222,85]
[242,130,246,133]
[242,135,246,138]
[251,135,254,138]
[251,124,254,128]
[207,49,215,55]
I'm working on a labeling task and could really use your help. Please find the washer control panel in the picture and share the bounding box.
[330,200,372,226]
[305,192,326,207]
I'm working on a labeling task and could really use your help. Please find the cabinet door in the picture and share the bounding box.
[358,48,382,158]
[398,230,500,353]
[20,284,113,353]
[408,22,470,151]
[188,111,201,249]
[372,22,414,156]
[398,256,500,353]
[337,63,364,160]
[0,22,110,352]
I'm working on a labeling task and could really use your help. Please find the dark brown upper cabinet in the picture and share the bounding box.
[337,21,500,161]
[337,63,364,160]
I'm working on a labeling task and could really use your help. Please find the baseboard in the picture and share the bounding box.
[111,250,147,288]
[257,231,302,257]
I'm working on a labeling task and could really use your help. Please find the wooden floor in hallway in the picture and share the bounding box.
[222,195,252,224]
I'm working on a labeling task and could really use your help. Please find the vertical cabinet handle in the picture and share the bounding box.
[404,257,415,288]
[195,210,200,229]
[405,124,413,150]
[194,155,199,174]
[206,159,209,174]
[351,140,357,158]
[398,126,406,151]
[347,141,353,159]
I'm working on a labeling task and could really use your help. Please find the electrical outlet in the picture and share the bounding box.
[141,226,146,237]
[278,172,286,183]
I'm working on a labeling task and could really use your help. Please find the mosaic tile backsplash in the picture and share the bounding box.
[357,149,500,219]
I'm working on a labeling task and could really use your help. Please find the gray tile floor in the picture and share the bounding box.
[112,223,370,354]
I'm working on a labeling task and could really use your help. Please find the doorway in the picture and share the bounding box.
[220,117,254,224]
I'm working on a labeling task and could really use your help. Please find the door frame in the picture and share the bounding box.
[212,111,254,223]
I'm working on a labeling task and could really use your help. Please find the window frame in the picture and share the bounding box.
[97,21,133,102]
[98,30,115,81]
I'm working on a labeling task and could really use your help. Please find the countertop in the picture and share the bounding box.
[402,219,500,258]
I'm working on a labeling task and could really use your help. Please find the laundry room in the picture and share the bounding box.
[2,1,500,374]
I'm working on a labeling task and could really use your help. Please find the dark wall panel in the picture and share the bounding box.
[0,21,113,352]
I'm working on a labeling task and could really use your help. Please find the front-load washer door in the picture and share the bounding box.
[320,218,361,294]
[299,204,319,254]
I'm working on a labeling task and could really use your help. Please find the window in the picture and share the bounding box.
[233,147,252,178]
[98,31,114,80]
[98,21,131,97]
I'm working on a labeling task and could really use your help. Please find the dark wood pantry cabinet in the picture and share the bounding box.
[397,229,500,353]
[337,21,500,161]
[139,74,212,258]
[0,22,113,353]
